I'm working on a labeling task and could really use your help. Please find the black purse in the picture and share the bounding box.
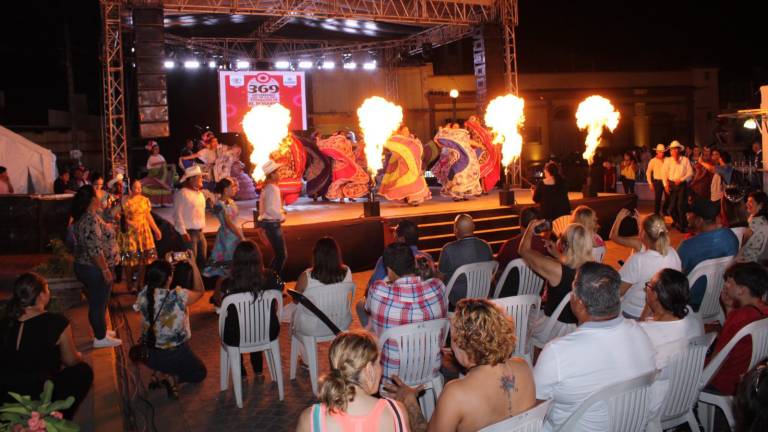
[129,293,169,363]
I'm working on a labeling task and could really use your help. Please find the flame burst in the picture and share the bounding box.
[576,95,620,164]
[484,94,526,168]
[357,96,403,176]
[242,104,291,182]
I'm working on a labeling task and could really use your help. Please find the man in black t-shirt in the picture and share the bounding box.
[53,171,75,194]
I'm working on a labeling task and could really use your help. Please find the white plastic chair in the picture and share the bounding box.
[493,258,544,298]
[687,256,734,325]
[533,292,577,349]
[649,334,716,431]
[492,295,541,364]
[697,318,768,431]
[592,245,606,263]
[218,291,284,407]
[289,281,355,395]
[445,261,498,304]
[378,319,450,420]
[730,226,747,246]
[554,370,659,432]
[552,215,570,237]
[479,399,553,432]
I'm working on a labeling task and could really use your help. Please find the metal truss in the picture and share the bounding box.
[498,0,518,95]
[156,0,494,26]
[101,0,128,176]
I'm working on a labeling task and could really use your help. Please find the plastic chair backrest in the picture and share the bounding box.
[445,261,499,301]
[494,258,544,298]
[298,281,355,334]
[479,399,553,432]
[492,295,541,359]
[700,318,768,389]
[552,216,571,237]
[660,334,716,421]
[377,319,450,385]
[538,292,573,342]
[730,227,746,246]
[687,256,733,322]
[592,245,606,263]
[555,370,658,432]
[218,291,283,348]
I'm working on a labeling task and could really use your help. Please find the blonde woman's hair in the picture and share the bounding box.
[561,223,594,268]
[642,213,670,256]
[451,299,516,366]
[571,205,598,234]
[318,330,379,414]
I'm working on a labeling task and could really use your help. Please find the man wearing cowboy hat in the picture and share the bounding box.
[662,140,694,232]
[258,160,287,275]
[173,165,207,264]
[645,144,668,214]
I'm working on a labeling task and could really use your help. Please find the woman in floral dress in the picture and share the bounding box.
[120,179,161,292]
[205,178,246,305]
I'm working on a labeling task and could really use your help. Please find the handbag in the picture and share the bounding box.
[129,292,170,363]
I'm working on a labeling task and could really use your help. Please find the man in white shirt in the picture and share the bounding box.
[662,140,693,232]
[173,165,207,265]
[534,262,657,432]
[645,144,667,214]
[258,160,287,275]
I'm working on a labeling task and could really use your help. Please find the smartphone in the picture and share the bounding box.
[166,250,192,264]
[534,220,552,234]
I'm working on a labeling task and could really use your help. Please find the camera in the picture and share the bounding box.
[165,250,193,264]
[534,220,552,234]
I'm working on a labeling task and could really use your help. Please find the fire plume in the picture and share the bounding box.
[242,104,291,182]
[357,96,403,176]
[576,95,620,164]
[484,94,525,168]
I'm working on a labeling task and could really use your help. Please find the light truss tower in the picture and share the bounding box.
[499,0,522,186]
[101,0,128,177]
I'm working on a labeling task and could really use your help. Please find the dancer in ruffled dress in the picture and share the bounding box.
[465,116,500,193]
[301,131,332,201]
[432,125,483,200]
[270,134,307,205]
[378,125,431,206]
[317,132,370,202]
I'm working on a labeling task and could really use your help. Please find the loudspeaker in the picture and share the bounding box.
[133,7,169,138]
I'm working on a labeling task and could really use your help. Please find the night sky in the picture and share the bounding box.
[0,0,765,126]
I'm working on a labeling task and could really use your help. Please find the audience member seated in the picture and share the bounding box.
[677,198,739,308]
[610,210,681,319]
[438,214,493,306]
[494,207,550,297]
[366,220,433,293]
[220,240,284,380]
[0,273,94,420]
[296,330,409,432]
[54,170,75,194]
[519,221,592,345]
[736,192,768,263]
[0,166,13,194]
[734,360,768,432]
[386,299,536,432]
[533,161,571,221]
[705,262,768,395]
[134,259,207,396]
[571,205,605,261]
[361,242,447,378]
[534,262,657,432]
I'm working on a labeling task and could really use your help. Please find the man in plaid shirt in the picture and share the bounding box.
[365,242,447,379]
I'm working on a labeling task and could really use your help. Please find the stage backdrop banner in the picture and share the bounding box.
[218,70,307,132]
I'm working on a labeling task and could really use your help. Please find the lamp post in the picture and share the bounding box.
[449,89,459,121]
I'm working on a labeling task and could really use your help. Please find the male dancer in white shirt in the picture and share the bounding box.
[662,140,694,232]
[258,161,287,275]
[173,165,208,265]
[645,144,667,215]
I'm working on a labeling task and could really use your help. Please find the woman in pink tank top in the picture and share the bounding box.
[296,330,409,432]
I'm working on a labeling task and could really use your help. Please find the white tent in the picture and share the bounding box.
[0,125,58,194]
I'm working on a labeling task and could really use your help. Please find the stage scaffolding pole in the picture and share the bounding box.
[499,0,522,188]
[101,0,128,177]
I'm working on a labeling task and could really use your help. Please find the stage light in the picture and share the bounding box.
[184,60,200,69]
[449,89,459,98]
[322,61,335,69]
[298,60,313,69]
[208,61,217,68]
[164,60,175,69]
[744,118,758,129]
[275,60,290,69]
[236,60,250,69]
[362,61,376,70]
[343,62,357,70]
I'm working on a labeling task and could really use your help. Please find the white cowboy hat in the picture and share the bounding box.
[180,165,203,183]
[669,140,684,150]
[106,173,124,189]
[261,160,283,176]
[654,144,666,153]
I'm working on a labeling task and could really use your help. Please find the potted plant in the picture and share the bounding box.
[0,381,79,432]
[32,240,83,312]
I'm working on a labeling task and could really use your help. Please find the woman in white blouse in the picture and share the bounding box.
[736,191,768,263]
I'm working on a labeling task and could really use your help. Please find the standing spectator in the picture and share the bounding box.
[603,160,617,193]
[706,263,768,395]
[609,211,681,319]
[69,166,86,190]
[736,191,768,263]
[204,178,245,303]
[119,179,162,293]
[366,220,433,294]
[54,170,75,194]
[619,151,638,194]
[0,273,94,420]
[494,207,551,297]
[646,144,667,215]
[364,243,447,379]
[173,165,207,267]
[663,140,694,232]
[699,149,736,203]
[748,141,763,191]
[533,162,571,221]
[257,160,288,276]
[690,147,715,201]
[677,198,739,308]
[534,262,656,432]
[639,146,652,183]
[438,214,493,307]
[71,185,122,348]
[0,166,13,194]
[135,259,207,395]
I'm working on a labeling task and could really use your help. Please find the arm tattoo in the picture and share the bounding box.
[404,396,428,432]
[500,374,518,413]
